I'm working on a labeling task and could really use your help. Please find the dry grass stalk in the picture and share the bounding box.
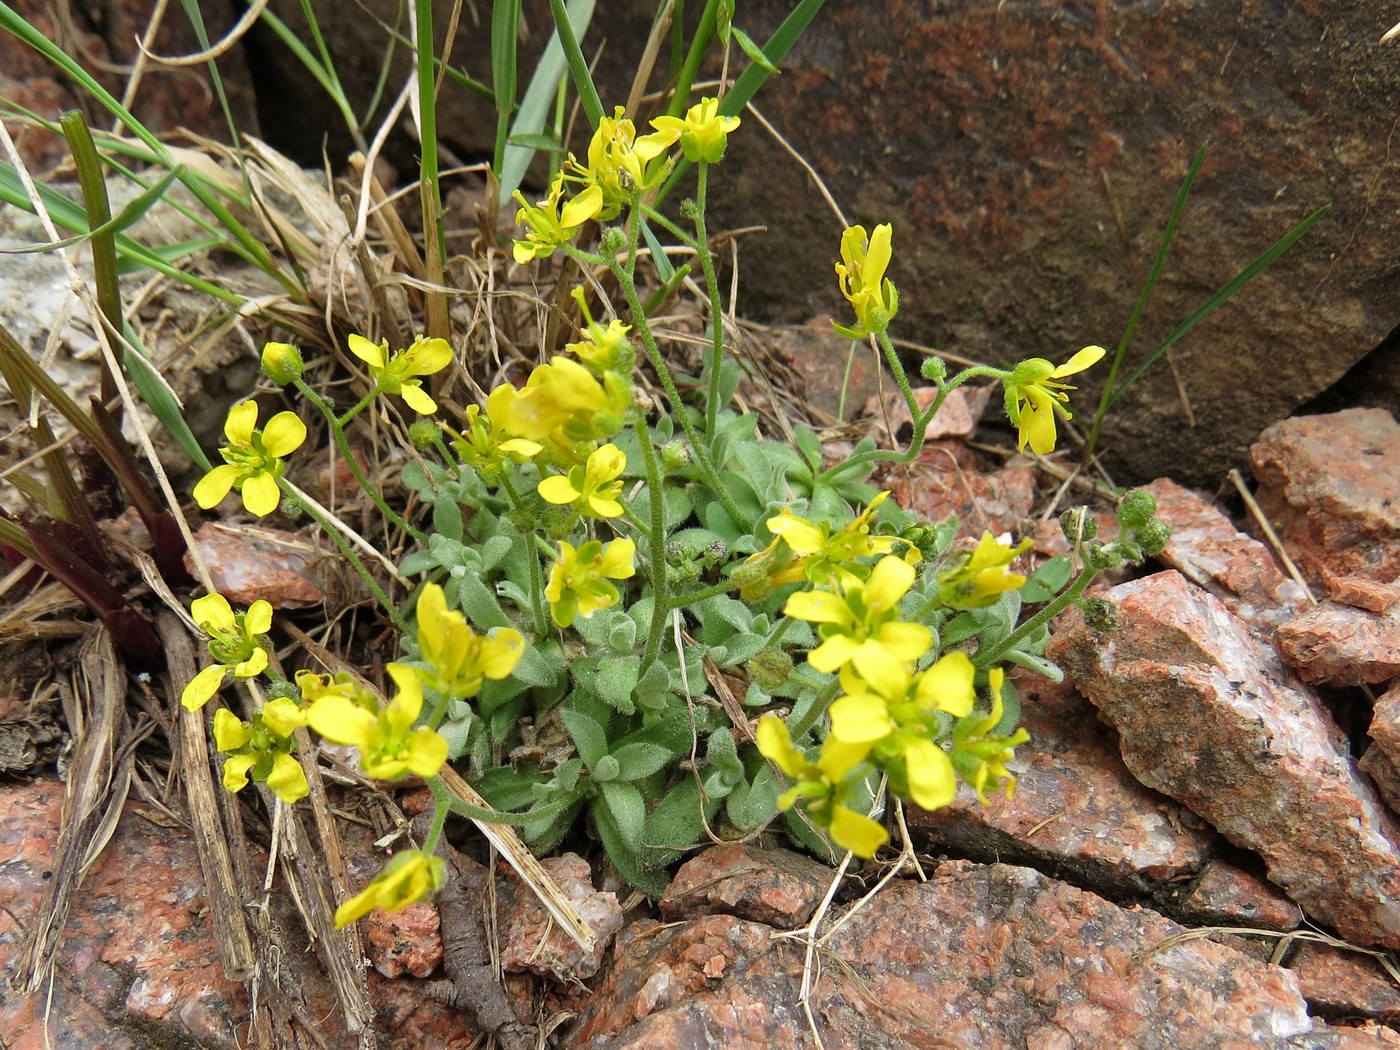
[17,627,132,992]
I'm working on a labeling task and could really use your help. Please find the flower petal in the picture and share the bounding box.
[261,411,307,457]
[267,752,310,803]
[399,382,438,415]
[224,400,259,443]
[221,753,256,792]
[407,336,453,376]
[182,664,228,710]
[191,593,235,631]
[829,694,895,744]
[828,804,888,858]
[193,464,243,509]
[756,716,809,778]
[245,600,274,636]
[405,727,449,778]
[905,738,957,811]
[1051,344,1106,378]
[240,472,281,517]
[348,333,387,369]
[308,695,377,747]
[213,707,251,751]
[538,473,581,505]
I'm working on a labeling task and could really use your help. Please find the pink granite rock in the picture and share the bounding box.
[184,522,324,608]
[659,843,835,929]
[572,860,1368,1049]
[908,672,1215,892]
[1251,409,1400,596]
[498,853,622,982]
[363,902,443,979]
[1276,602,1400,687]
[1144,477,1309,627]
[879,441,1036,540]
[864,383,993,444]
[1050,570,1400,948]
[1290,943,1400,1027]
[1162,856,1303,932]
[1364,685,1400,815]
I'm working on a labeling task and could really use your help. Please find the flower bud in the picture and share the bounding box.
[920,357,947,383]
[1116,489,1157,531]
[408,420,438,449]
[1059,506,1098,545]
[1135,520,1171,558]
[261,341,304,384]
[661,441,690,471]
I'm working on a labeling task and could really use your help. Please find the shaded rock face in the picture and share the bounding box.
[8,0,1373,484]
[1050,570,1400,949]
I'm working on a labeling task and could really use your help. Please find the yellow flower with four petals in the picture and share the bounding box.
[782,555,932,675]
[193,401,306,518]
[414,583,525,699]
[1002,346,1106,455]
[308,663,448,781]
[650,97,740,164]
[335,849,447,927]
[348,332,453,415]
[833,223,898,340]
[545,538,636,628]
[182,593,273,710]
[538,443,627,519]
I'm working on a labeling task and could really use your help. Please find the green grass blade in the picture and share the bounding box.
[1083,145,1206,458]
[546,0,603,127]
[1105,202,1330,411]
[492,0,522,173]
[497,0,596,205]
[118,320,212,470]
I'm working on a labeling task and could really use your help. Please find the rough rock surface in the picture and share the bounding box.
[908,670,1215,894]
[184,522,325,608]
[1163,856,1303,933]
[878,440,1036,538]
[1364,686,1400,817]
[1276,602,1400,686]
[1145,477,1310,628]
[1050,570,1400,948]
[571,858,1386,1049]
[1291,944,1400,1027]
[498,852,623,982]
[1251,409,1400,596]
[659,842,835,929]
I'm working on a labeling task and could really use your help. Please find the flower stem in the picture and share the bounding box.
[296,379,429,545]
[973,561,1098,669]
[497,472,549,637]
[634,417,671,674]
[692,163,728,441]
[787,677,842,742]
[281,478,409,633]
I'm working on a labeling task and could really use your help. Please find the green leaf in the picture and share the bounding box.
[727,764,781,832]
[560,707,609,769]
[594,789,668,895]
[642,778,716,866]
[729,26,779,73]
[598,780,647,850]
[594,654,641,714]
[454,574,510,629]
[509,640,567,688]
[433,497,464,542]
[1019,553,1073,604]
[479,533,516,572]
[794,426,824,472]
[611,741,675,781]
[1000,648,1063,684]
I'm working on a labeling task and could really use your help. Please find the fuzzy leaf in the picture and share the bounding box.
[610,741,675,781]
[560,707,609,769]
[433,498,464,542]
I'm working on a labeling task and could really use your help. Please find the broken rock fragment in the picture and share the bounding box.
[1049,570,1400,948]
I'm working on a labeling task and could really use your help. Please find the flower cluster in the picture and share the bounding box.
[512,97,740,263]
[755,504,1034,858]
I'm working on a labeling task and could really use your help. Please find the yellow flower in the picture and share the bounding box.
[537,443,627,518]
[545,538,636,628]
[212,704,310,804]
[950,668,1031,803]
[565,286,636,374]
[833,224,898,340]
[1002,345,1105,455]
[937,532,1033,609]
[348,333,454,415]
[512,173,604,264]
[782,555,932,676]
[414,582,525,699]
[829,652,976,812]
[756,715,887,858]
[335,849,448,927]
[453,385,544,478]
[308,663,449,781]
[492,356,631,447]
[182,593,273,710]
[565,106,680,219]
[762,490,903,589]
[650,97,740,164]
[295,669,378,710]
[193,401,306,518]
